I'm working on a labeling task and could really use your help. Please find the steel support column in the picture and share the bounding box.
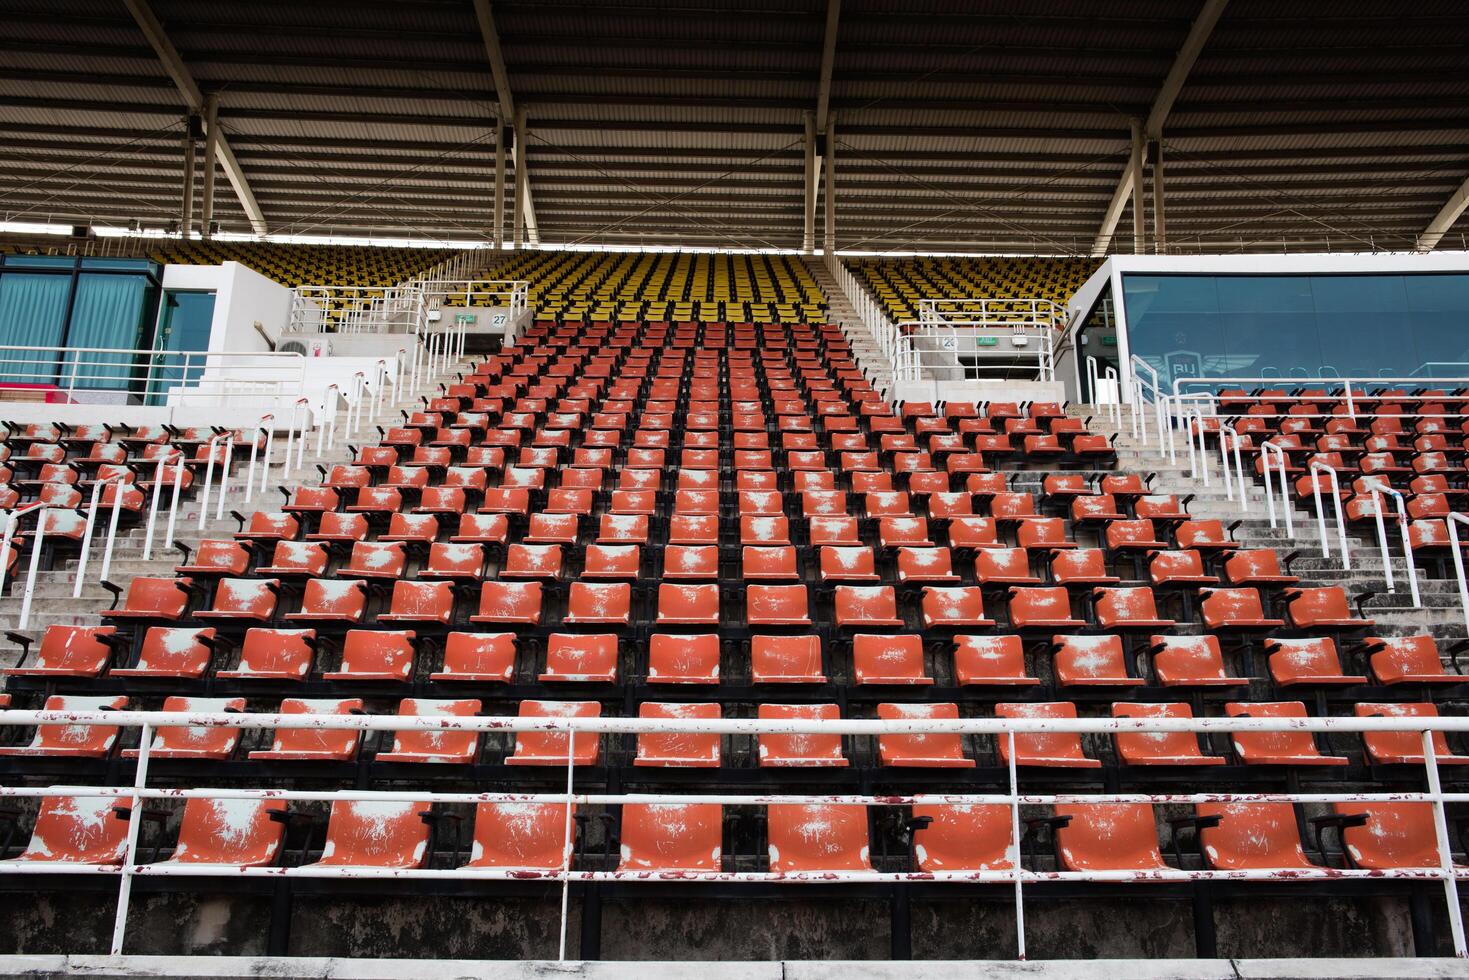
[802,111,817,254]
[1131,119,1146,254]
[512,107,526,249]
[823,117,837,254]
[493,116,506,249]
[1152,138,1167,253]
[200,95,218,239]
[180,120,196,236]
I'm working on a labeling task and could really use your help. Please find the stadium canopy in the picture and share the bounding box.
[3,0,1469,254]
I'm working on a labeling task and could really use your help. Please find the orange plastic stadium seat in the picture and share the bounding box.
[975,548,1041,587]
[751,634,826,683]
[376,698,482,764]
[100,576,192,622]
[122,696,246,760]
[767,804,871,873]
[746,584,811,626]
[249,698,365,762]
[1007,587,1085,629]
[322,629,417,682]
[2,795,130,864]
[993,702,1099,768]
[758,703,847,767]
[876,702,973,767]
[1333,803,1452,870]
[464,803,571,872]
[218,628,317,681]
[431,632,517,683]
[282,579,368,625]
[1111,702,1226,766]
[148,798,288,867]
[3,625,116,678]
[1199,588,1284,630]
[1146,635,1249,687]
[506,700,601,766]
[647,633,720,684]
[341,542,408,580]
[1225,702,1348,765]
[1092,587,1176,630]
[1354,702,1469,765]
[634,702,721,767]
[834,586,905,628]
[951,635,1039,686]
[657,583,721,626]
[1051,634,1140,687]
[1284,586,1374,630]
[851,633,932,685]
[1362,634,1463,685]
[1264,636,1368,685]
[1194,803,1317,871]
[909,804,1013,874]
[472,582,544,625]
[306,801,432,869]
[619,803,723,872]
[1054,804,1168,873]
[0,695,127,758]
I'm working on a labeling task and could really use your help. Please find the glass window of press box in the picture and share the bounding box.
[0,255,162,395]
[1121,273,1469,388]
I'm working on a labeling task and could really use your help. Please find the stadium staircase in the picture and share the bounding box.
[1094,405,1468,644]
[805,255,895,398]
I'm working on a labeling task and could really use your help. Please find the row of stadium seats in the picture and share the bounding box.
[468,251,827,322]
[1,792,1448,876]
[847,256,1099,324]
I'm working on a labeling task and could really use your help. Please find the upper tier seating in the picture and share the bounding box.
[463,252,826,324]
[847,256,1099,324]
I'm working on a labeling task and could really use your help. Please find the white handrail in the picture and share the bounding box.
[317,388,339,455]
[0,502,45,597]
[1447,513,1469,643]
[140,451,184,561]
[73,470,129,597]
[1307,461,1350,569]
[244,415,272,504]
[1369,487,1421,607]
[0,346,307,409]
[1,705,1468,962]
[195,433,229,532]
[15,507,53,630]
[1217,424,1247,510]
[1258,442,1293,536]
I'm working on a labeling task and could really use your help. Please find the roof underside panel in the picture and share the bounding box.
[2,0,1467,251]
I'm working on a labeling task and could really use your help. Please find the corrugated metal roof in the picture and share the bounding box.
[2,0,1467,248]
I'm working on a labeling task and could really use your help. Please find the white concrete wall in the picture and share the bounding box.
[891,379,1065,406]
[160,261,292,354]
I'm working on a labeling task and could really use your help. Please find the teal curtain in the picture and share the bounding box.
[61,274,148,390]
[0,272,70,385]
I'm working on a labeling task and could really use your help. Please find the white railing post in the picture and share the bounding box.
[1421,732,1468,957]
[109,721,152,956]
[164,457,186,550]
[197,434,226,532]
[17,508,48,630]
[1372,487,1420,607]
[1308,461,1349,569]
[141,452,182,562]
[214,435,235,522]
[1260,442,1293,536]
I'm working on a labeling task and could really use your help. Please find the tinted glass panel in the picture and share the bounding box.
[1123,273,1469,386]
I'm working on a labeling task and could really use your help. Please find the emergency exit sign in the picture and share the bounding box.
[454,314,477,324]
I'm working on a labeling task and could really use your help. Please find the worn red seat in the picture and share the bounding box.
[994,701,1099,768]
[633,702,721,768]
[1224,701,1348,765]
[876,702,973,767]
[464,803,571,872]
[1112,702,1226,766]
[1,795,130,865]
[506,700,601,766]
[1355,702,1469,765]
[617,803,723,873]
[4,625,117,678]
[305,801,432,869]
[122,696,246,760]
[0,695,127,758]
[376,698,482,764]
[1053,804,1168,873]
[758,703,846,767]
[766,805,871,872]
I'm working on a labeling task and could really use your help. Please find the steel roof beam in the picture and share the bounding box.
[1093,0,1228,254]
[1417,174,1469,251]
[472,0,537,245]
[122,0,268,234]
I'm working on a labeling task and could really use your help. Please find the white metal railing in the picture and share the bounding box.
[917,297,1064,331]
[1169,375,1469,418]
[0,502,44,598]
[825,253,902,373]
[1308,461,1351,569]
[1259,441,1295,537]
[0,346,306,407]
[417,278,530,323]
[894,320,1056,385]
[71,470,129,597]
[288,284,427,336]
[1366,487,1422,607]
[0,708,1465,962]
